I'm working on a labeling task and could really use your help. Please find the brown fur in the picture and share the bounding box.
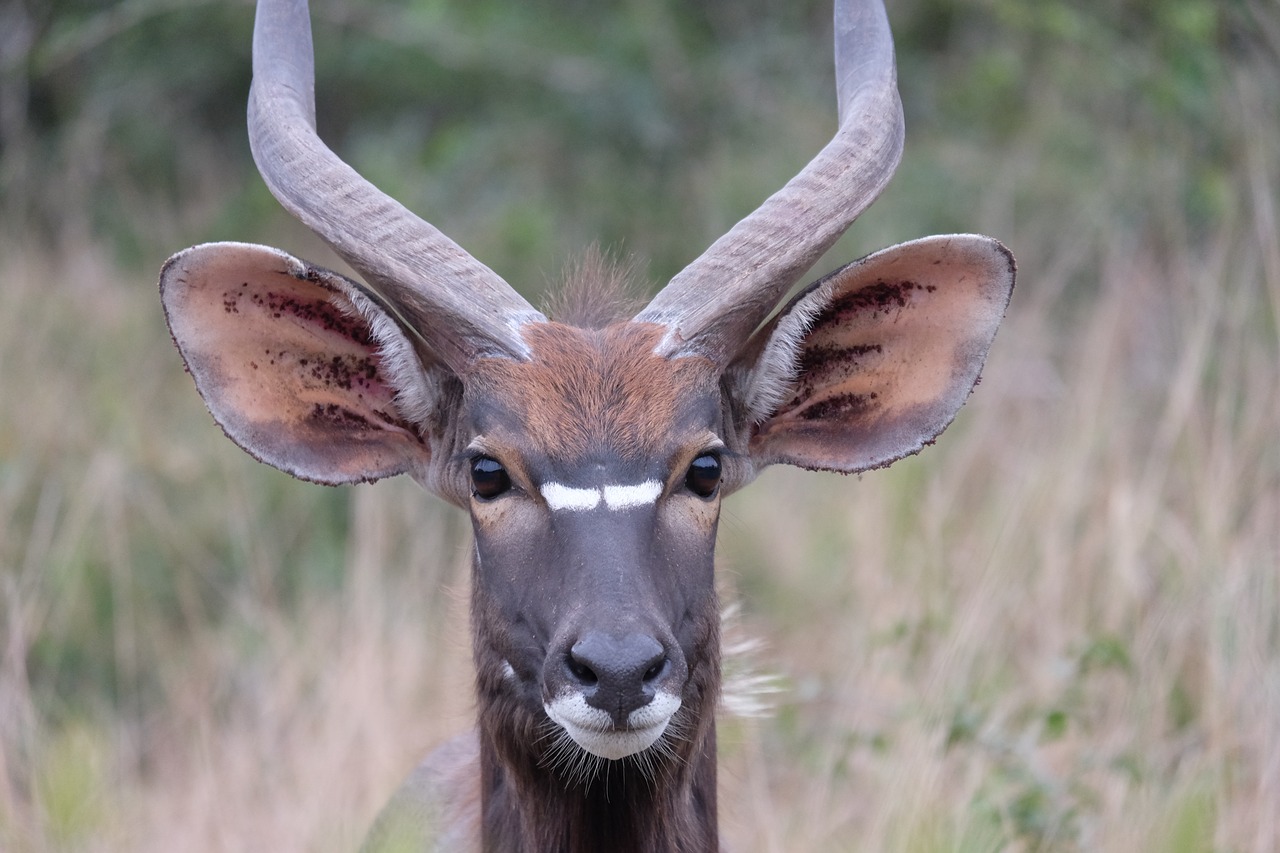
[468,322,720,464]
[540,247,647,330]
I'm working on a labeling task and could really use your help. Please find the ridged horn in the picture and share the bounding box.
[247,0,544,372]
[635,0,904,364]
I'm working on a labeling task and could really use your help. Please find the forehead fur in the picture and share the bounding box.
[468,322,719,462]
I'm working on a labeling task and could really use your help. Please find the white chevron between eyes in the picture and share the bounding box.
[603,480,662,509]
[540,480,662,512]
[540,483,600,511]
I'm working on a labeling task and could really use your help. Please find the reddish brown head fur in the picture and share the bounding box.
[469,322,720,466]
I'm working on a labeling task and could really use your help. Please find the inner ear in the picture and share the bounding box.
[733,234,1014,474]
[161,242,438,485]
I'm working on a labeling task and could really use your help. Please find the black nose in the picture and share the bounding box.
[566,632,668,725]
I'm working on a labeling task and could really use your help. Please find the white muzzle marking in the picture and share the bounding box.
[544,692,681,760]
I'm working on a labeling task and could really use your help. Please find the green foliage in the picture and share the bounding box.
[1151,785,1216,853]
[33,722,113,846]
[3,0,1263,279]
[887,0,1257,258]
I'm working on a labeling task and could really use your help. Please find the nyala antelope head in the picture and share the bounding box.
[160,0,1014,849]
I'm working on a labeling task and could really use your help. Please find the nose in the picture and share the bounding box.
[565,632,669,726]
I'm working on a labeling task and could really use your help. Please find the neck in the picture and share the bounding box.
[477,714,718,852]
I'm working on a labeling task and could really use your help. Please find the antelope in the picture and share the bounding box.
[159,0,1014,849]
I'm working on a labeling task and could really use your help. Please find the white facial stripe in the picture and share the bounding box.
[541,480,663,512]
[541,482,601,511]
[603,480,662,510]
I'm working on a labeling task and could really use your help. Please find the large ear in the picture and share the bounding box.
[160,242,437,485]
[732,234,1014,473]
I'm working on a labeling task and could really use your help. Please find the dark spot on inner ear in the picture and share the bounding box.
[788,343,884,403]
[250,287,375,347]
[797,391,879,421]
[310,402,373,430]
[826,280,916,318]
[297,353,384,392]
[307,402,422,442]
[799,343,883,374]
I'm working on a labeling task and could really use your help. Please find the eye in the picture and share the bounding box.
[685,454,721,498]
[471,456,511,500]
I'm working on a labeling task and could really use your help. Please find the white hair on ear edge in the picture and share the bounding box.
[335,283,439,429]
[266,246,441,431]
[733,276,837,424]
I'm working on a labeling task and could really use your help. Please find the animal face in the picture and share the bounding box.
[459,321,727,763]
[159,0,1015,798]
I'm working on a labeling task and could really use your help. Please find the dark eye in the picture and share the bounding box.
[471,456,511,500]
[685,454,721,498]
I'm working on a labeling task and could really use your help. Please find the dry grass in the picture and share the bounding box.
[2,91,1279,853]
[717,222,1280,851]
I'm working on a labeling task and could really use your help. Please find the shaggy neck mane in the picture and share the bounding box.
[477,718,719,852]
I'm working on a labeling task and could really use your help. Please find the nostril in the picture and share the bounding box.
[565,632,672,720]
[642,656,668,684]
[566,651,599,687]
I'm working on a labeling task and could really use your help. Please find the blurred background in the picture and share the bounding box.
[1,0,1277,849]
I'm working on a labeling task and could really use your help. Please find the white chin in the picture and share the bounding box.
[557,718,671,760]
[545,693,681,760]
